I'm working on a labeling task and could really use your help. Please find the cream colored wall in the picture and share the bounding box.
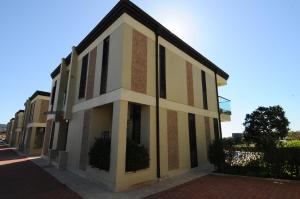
[66,110,85,171]
[177,111,191,170]
[165,49,188,105]
[193,66,203,109]
[16,112,24,129]
[93,41,103,97]
[89,104,113,149]
[206,74,218,112]
[196,115,208,164]
[159,108,168,177]
[107,25,123,93]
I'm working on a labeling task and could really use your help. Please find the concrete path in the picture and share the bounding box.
[0,145,82,199]
[32,156,208,199]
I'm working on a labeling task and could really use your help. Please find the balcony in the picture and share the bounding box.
[219,96,231,122]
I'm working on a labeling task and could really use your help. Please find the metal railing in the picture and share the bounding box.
[219,96,231,115]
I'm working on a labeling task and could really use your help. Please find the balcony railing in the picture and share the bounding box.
[219,96,231,115]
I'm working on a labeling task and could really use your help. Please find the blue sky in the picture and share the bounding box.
[0,0,299,137]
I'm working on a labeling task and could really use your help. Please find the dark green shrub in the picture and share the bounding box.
[264,147,300,179]
[89,137,111,171]
[126,139,149,172]
[208,139,225,171]
[88,137,150,172]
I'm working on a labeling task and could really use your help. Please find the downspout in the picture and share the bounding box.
[155,29,161,178]
[214,72,223,139]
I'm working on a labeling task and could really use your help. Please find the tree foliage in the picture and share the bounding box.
[243,105,289,149]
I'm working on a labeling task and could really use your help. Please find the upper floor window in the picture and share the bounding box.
[78,54,89,99]
[100,36,110,95]
[50,81,57,111]
[29,102,35,122]
[159,45,166,99]
[201,70,208,110]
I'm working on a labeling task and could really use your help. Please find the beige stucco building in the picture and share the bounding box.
[8,110,25,148]
[43,0,231,192]
[20,91,50,155]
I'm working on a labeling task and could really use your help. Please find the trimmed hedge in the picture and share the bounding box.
[89,137,111,171]
[208,139,300,180]
[125,139,149,172]
[89,137,149,172]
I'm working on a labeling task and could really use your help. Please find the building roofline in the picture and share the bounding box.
[29,90,51,101]
[50,0,229,80]
[16,110,24,115]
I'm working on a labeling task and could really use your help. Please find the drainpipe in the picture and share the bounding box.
[214,72,222,139]
[155,29,161,179]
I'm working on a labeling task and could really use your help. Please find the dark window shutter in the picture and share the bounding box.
[78,54,89,99]
[100,36,110,94]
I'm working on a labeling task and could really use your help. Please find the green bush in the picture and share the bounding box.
[89,137,111,171]
[208,139,225,171]
[88,137,150,172]
[279,140,300,148]
[264,147,300,179]
[126,139,149,172]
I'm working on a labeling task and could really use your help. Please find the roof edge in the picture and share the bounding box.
[50,0,229,80]
[29,90,51,101]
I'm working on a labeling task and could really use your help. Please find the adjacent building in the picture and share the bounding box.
[0,124,7,140]
[10,110,24,148]
[21,91,50,155]
[6,119,14,145]
[43,0,231,191]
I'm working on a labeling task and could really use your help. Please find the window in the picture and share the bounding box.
[201,70,208,110]
[213,118,220,140]
[188,113,198,168]
[50,81,57,111]
[159,45,166,99]
[127,103,141,144]
[34,127,45,148]
[29,102,35,122]
[78,54,89,99]
[100,36,110,94]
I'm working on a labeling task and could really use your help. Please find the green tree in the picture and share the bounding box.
[243,105,289,149]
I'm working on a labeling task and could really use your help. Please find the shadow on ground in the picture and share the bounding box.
[0,146,82,199]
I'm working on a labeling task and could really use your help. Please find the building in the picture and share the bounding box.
[10,110,24,148]
[21,91,50,155]
[6,119,14,144]
[43,0,231,191]
[0,124,7,140]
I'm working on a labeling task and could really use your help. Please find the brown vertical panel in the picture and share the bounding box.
[131,29,147,94]
[86,47,97,99]
[204,117,211,149]
[186,62,194,106]
[167,110,179,170]
[42,119,53,156]
[39,100,49,123]
[79,110,91,171]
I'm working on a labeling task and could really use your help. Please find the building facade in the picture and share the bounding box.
[43,0,231,191]
[21,91,50,155]
[10,110,24,148]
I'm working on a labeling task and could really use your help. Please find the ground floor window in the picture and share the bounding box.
[127,103,141,144]
[34,127,45,149]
